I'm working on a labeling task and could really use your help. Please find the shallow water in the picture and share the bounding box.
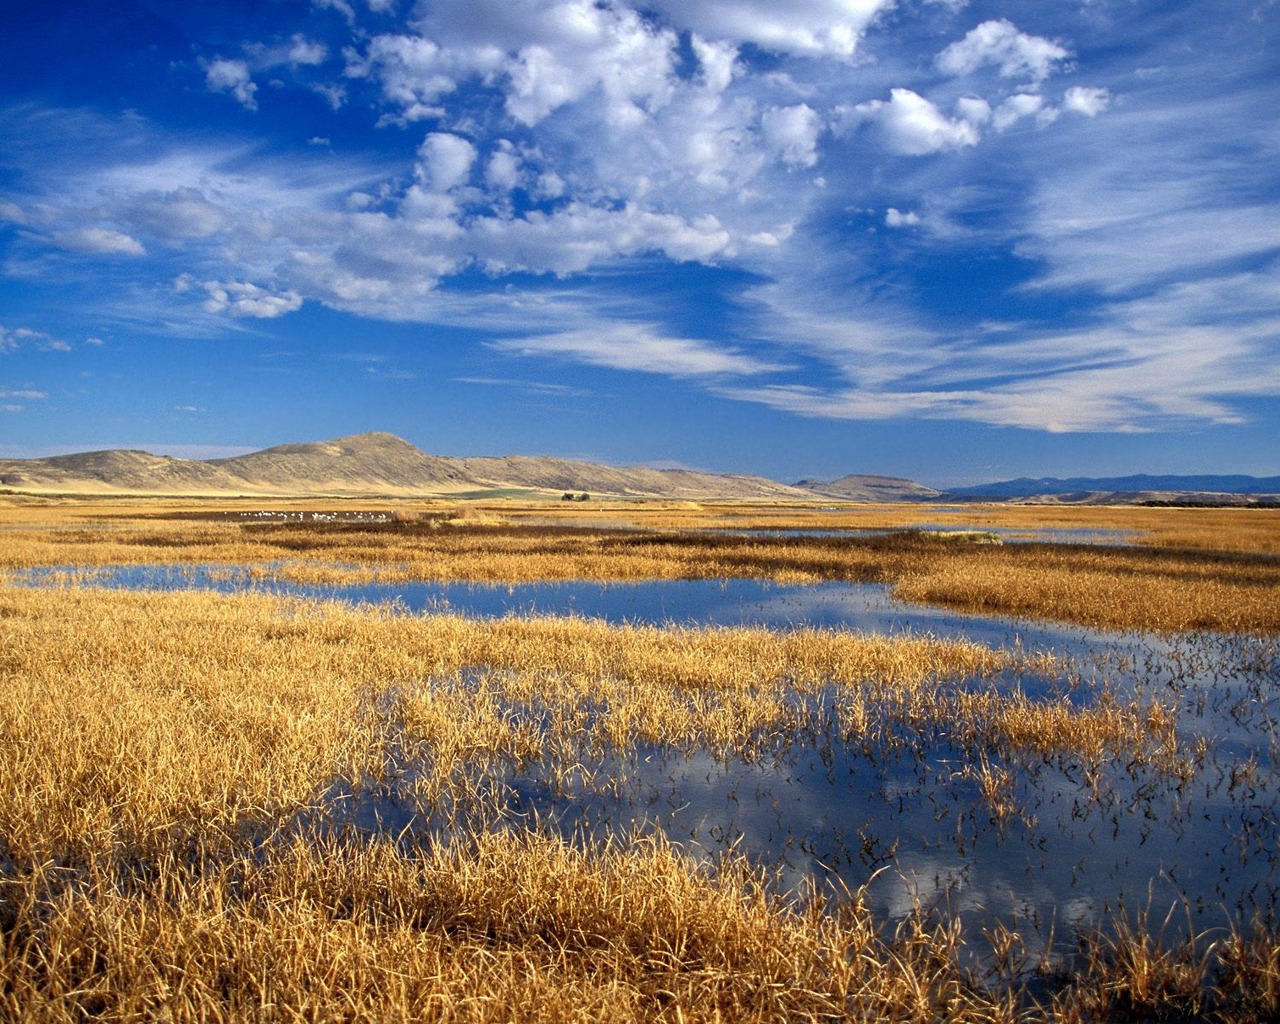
[8,563,1116,652]
[11,562,1279,951]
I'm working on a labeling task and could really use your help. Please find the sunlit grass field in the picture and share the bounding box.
[1,497,1277,1021]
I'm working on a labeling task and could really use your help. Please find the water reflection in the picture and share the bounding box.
[12,562,1279,953]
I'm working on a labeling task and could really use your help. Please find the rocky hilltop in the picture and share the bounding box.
[0,432,928,501]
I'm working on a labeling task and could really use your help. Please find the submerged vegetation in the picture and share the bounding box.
[1,497,1278,1020]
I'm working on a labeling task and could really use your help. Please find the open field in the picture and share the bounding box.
[2,497,1278,1020]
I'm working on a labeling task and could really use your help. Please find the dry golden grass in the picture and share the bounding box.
[0,830,1037,1023]
[5,828,1277,1023]
[4,584,1087,865]
[2,498,1278,1020]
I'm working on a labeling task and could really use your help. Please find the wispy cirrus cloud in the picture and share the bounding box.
[490,324,786,379]
[2,0,1277,451]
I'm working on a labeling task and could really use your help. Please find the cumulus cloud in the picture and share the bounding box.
[415,132,477,192]
[0,326,72,353]
[287,36,328,66]
[991,93,1044,130]
[366,0,679,129]
[345,34,458,123]
[1063,85,1111,116]
[761,104,821,168]
[202,280,304,318]
[848,89,980,155]
[885,208,920,227]
[485,142,522,192]
[936,20,1069,85]
[52,227,145,255]
[645,0,893,57]
[204,58,258,110]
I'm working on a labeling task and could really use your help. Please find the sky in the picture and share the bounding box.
[1,0,1277,487]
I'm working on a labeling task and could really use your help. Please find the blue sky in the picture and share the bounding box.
[1,0,1277,486]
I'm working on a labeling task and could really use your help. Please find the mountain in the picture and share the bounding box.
[0,449,230,493]
[793,474,942,502]
[457,455,810,499]
[949,474,1280,500]
[0,433,822,500]
[207,433,471,492]
[4,435,1272,503]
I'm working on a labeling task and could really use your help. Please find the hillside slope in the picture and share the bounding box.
[793,474,942,502]
[0,433,838,499]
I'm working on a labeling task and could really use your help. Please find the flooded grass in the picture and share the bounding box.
[1,498,1279,1021]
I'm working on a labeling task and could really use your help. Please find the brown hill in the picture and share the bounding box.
[0,433,811,499]
[793,474,942,502]
[0,449,231,493]
[207,432,472,492]
[457,455,812,499]
[0,432,933,501]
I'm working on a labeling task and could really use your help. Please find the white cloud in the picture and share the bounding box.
[346,33,464,122]
[312,0,356,24]
[52,227,146,255]
[501,9,678,126]
[287,36,328,66]
[645,0,893,57]
[485,142,522,192]
[1063,86,1110,117]
[124,188,226,242]
[691,35,737,95]
[991,93,1044,130]
[848,89,980,155]
[713,251,1280,434]
[954,96,991,125]
[885,208,920,227]
[415,132,477,193]
[469,204,733,275]
[0,388,48,401]
[372,0,679,129]
[312,83,347,109]
[204,58,258,110]
[247,34,329,69]
[936,20,1069,86]
[761,104,821,168]
[490,324,782,378]
[202,280,304,318]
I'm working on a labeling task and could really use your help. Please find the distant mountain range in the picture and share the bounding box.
[949,474,1280,500]
[0,433,1274,502]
